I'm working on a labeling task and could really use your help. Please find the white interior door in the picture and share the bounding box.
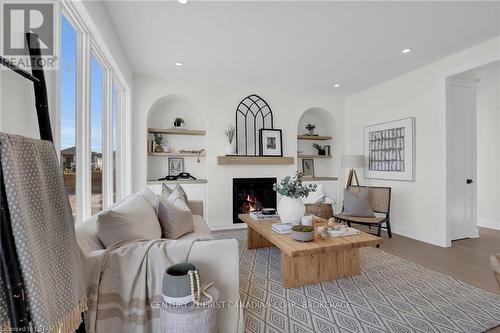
[447,79,478,241]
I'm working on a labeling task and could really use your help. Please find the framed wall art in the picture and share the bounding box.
[363,117,415,181]
[259,129,283,157]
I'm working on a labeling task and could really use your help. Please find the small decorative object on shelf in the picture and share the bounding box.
[174,117,185,128]
[153,133,164,153]
[273,172,317,224]
[312,143,326,156]
[324,144,331,156]
[224,124,235,155]
[168,157,185,176]
[302,158,315,177]
[305,123,316,136]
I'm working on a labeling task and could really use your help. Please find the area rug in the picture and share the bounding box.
[213,230,500,333]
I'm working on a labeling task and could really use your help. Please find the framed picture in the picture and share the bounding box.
[302,159,315,177]
[363,117,415,181]
[259,129,283,157]
[168,158,185,176]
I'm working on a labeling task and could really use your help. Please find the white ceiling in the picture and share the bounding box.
[104,1,500,95]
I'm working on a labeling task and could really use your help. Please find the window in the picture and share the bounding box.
[90,56,104,215]
[58,5,128,221]
[59,15,78,219]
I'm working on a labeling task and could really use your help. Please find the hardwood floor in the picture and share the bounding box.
[366,226,500,294]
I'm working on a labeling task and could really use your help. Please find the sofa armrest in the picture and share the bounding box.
[188,239,242,332]
[80,248,105,294]
[188,200,204,217]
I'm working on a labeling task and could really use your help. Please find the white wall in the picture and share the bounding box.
[345,36,500,247]
[133,76,345,229]
[476,64,500,230]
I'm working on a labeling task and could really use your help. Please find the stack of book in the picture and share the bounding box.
[271,223,292,235]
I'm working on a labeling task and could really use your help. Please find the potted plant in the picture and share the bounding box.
[312,143,326,155]
[305,123,316,135]
[273,172,317,224]
[291,224,315,242]
[224,124,236,155]
[153,134,164,153]
[174,118,185,128]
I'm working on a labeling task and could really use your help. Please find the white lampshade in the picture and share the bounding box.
[341,154,364,168]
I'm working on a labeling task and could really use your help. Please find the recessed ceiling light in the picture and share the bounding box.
[402,48,412,54]
[175,62,184,67]
[333,83,340,88]
[178,0,188,4]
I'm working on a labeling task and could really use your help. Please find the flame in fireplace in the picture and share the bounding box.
[241,195,261,213]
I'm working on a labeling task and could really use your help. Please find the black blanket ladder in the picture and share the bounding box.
[0,33,85,332]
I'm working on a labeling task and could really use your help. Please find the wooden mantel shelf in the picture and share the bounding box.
[217,156,294,165]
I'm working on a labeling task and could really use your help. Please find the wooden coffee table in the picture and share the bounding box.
[239,214,383,288]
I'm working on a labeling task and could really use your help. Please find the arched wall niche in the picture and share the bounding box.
[296,107,336,178]
[146,94,207,181]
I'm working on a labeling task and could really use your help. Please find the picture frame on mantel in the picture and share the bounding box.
[363,117,415,181]
[259,128,283,157]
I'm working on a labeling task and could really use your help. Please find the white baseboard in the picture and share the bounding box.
[477,218,500,231]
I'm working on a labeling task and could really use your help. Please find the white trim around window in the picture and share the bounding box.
[58,0,131,223]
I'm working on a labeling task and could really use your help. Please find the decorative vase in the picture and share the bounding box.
[308,129,314,135]
[277,197,305,224]
[224,143,235,155]
[155,145,164,153]
[318,150,326,156]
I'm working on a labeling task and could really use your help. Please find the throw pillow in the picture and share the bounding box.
[157,194,194,239]
[97,194,162,248]
[162,183,188,203]
[342,188,375,217]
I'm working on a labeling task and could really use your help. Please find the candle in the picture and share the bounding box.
[301,215,313,226]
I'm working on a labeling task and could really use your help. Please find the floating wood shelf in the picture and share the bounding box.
[217,156,294,165]
[302,176,338,181]
[297,155,332,159]
[297,135,333,141]
[149,152,206,157]
[148,128,206,136]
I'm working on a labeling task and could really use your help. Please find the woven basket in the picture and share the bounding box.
[305,203,333,219]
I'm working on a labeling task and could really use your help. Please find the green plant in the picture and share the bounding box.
[291,225,314,232]
[305,123,315,131]
[224,124,235,144]
[153,133,164,145]
[273,172,317,198]
[312,143,325,151]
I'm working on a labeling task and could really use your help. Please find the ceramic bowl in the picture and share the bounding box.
[291,230,314,242]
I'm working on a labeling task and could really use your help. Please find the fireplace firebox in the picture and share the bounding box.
[233,178,277,223]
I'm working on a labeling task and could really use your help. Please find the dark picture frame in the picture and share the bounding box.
[258,128,283,157]
[302,159,315,177]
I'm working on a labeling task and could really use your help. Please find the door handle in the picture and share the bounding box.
[466,179,474,184]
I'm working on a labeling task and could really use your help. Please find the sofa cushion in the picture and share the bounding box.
[138,188,159,213]
[177,215,213,241]
[97,194,161,247]
[342,188,375,217]
[157,193,194,239]
[162,183,188,203]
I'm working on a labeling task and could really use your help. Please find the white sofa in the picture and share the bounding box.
[75,190,242,332]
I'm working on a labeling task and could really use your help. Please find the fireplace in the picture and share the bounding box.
[233,178,277,223]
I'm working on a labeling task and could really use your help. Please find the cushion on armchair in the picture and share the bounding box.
[342,188,375,217]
